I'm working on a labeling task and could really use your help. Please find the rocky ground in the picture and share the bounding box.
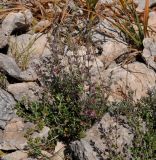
[0,0,156,160]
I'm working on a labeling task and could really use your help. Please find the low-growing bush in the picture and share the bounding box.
[90,91,156,160]
[16,70,107,158]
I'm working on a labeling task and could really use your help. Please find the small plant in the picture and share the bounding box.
[9,36,36,70]
[16,70,106,147]
[90,91,156,160]
[27,137,42,158]
[97,0,150,49]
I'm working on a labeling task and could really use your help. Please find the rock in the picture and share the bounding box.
[7,82,40,102]
[51,142,65,160]
[0,89,16,129]
[98,41,128,68]
[32,126,50,139]
[54,142,65,153]
[143,38,156,52]
[148,11,156,37]
[8,33,51,68]
[0,53,37,81]
[0,53,21,78]
[103,62,156,101]
[0,118,27,150]
[0,29,8,49]
[143,38,156,70]
[136,0,156,10]
[41,150,52,158]
[2,10,33,35]
[2,151,28,160]
[33,20,51,33]
[70,113,134,160]
[19,69,38,82]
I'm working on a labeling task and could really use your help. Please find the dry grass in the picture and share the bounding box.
[0,0,151,46]
[95,0,150,49]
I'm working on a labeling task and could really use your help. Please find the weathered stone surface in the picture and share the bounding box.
[0,89,16,129]
[51,142,65,160]
[0,53,21,78]
[8,33,51,66]
[143,38,156,71]
[0,118,27,150]
[102,62,156,101]
[19,69,38,82]
[2,10,33,35]
[70,113,134,160]
[7,82,40,102]
[137,0,156,9]
[2,151,28,160]
[98,41,128,68]
[0,29,8,49]
[32,126,50,139]
[33,20,51,33]
[0,53,37,81]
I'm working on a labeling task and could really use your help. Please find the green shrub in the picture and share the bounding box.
[16,72,107,146]
[108,91,156,159]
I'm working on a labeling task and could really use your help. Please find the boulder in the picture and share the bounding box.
[0,53,21,78]
[143,38,156,71]
[2,151,28,160]
[32,126,50,139]
[98,41,128,68]
[2,10,33,35]
[0,118,27,150]
[0,53,37,81]
[7,82,40,102]
[70,113,134,160]
[102,62,156,101]
[0,29,8,49]
[0,89,16,129]
[8,33,51,68]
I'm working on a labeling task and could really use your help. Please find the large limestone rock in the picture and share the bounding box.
[0,53,37,81]
[0,53,21,78]
[143,38,156,71]
[2,151,28,160]
[98,41,128,68]
[0,89,16,129]
[0,29,8,49]
[102,62,156,101]
[2,10,33,35]
[70,113,134,160]
[7,82,40,102]
[0,118,27,150]
[8,33,51,68]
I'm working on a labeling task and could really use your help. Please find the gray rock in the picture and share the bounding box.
[0,29,8,49]
[102,62,156,101]
[143,38,156,70]
[0,53,37,81]
[98,41,128,68]
[70,113,134,160]
[8,33,51,60]
[0,53,21,78]
[2,10,33,35]
[7,82,40,102]
[19,69,38,82]
[2,151,28,160]
[0,89,16,129]
[0,118,27,150]
[136,0,156,9]
[32,126,50,139]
